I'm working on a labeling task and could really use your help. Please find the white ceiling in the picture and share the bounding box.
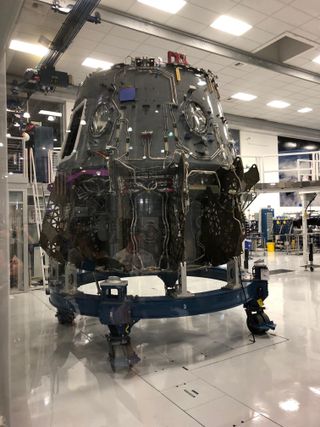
[7,0,320,130]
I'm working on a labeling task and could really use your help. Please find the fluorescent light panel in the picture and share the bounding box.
[137,0,186,14]
[312,55,320,64]
[231,92,257,101]
[82,57,113,70]
[267,100,290,109]
[9,39,49,57]
[39,110,62,117]
[298,107,312,113]
[211,15,252,36]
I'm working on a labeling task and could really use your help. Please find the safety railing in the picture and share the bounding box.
[242,150,320,184]
[7,137,27,178]
[48,148,60,183]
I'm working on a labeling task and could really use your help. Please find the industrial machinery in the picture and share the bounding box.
[41,52,275,369]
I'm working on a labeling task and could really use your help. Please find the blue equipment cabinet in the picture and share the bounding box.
[259,208,274,243]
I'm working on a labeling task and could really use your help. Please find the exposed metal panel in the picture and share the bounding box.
[98,6,320,85]
[225,114,320,142]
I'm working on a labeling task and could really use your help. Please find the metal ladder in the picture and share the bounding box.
[29,149,49,290]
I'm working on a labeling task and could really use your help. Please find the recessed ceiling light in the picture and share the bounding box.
[298,107,312,113]
[9,39,49,57]
[23,112,30,118]
[82,57,113,70]
[137,0,186,14]
[267,100,290,109]
[211,15,252,36]
[312,55,320,64]
[39,110,62,117]
[285,142,297,148]
[47,116,55,122]
[231,92,257,101]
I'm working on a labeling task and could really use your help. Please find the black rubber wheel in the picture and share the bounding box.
[310,266,314,272]
[56,309,75,325]
[246,312,270,335]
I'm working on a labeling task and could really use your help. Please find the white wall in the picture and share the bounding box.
[240,129,280,216]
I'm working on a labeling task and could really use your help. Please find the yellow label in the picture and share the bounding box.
[176,67,181,81]
[257,298,264,308]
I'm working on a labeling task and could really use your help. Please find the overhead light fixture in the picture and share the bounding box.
[305,144,317,150]
[285,142,297,148]
[231,92,257,101]
[23,112,30,119]
[6,133,11,138]
[80,119,86,125]
[9,39,49,57]
[312,55,320,64]
[47,115,55,122]
[82,57,113,70]
[137,0,186,14]
[39,110,62,117]
[267,100,290,109]
[298,107,312,113]
[211,15,252,36]
[14,122,20,127]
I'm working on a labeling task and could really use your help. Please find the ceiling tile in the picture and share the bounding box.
[298,18,320,38]
[127,3,171,24]
[274,6,313,26]
[108,27,149,43]
[198,27,235,44]
[256,16,295,34]
[242,27,275,44]
[227,4,268,25]
[93,43,130,58]
[291,0,320,17]
[165,15,208,35]
[142,35,180,51]
[100,34,142,51]
[188,0,238,14]
[177,3,217,26]
[99,0,135,11]
[238,0,285,15]
[229,37,260,51]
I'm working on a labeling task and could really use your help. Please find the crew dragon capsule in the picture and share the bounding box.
[41,52,259,288]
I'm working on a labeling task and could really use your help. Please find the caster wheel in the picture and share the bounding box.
[246,312,270,335]
[56,309,75,325]
[310,266,314,272]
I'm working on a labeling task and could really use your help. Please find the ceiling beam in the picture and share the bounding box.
[98,6,320,85]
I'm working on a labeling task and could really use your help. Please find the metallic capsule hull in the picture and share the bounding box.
[41,57,258,274]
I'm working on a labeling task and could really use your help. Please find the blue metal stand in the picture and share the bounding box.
[48,263,276,369]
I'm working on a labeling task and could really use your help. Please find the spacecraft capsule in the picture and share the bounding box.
[40,54,259,275]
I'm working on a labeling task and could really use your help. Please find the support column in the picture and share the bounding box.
[0,2,24,424]
[301,193,309,268]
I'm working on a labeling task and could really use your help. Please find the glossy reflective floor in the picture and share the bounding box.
[10,253,320,427]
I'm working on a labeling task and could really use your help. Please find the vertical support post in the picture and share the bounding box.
[301,193,308,268]
[224,256,241,289]
[179,261,188,296]
[64,262,77,295]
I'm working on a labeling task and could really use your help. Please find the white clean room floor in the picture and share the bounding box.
[9,252,320,427]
